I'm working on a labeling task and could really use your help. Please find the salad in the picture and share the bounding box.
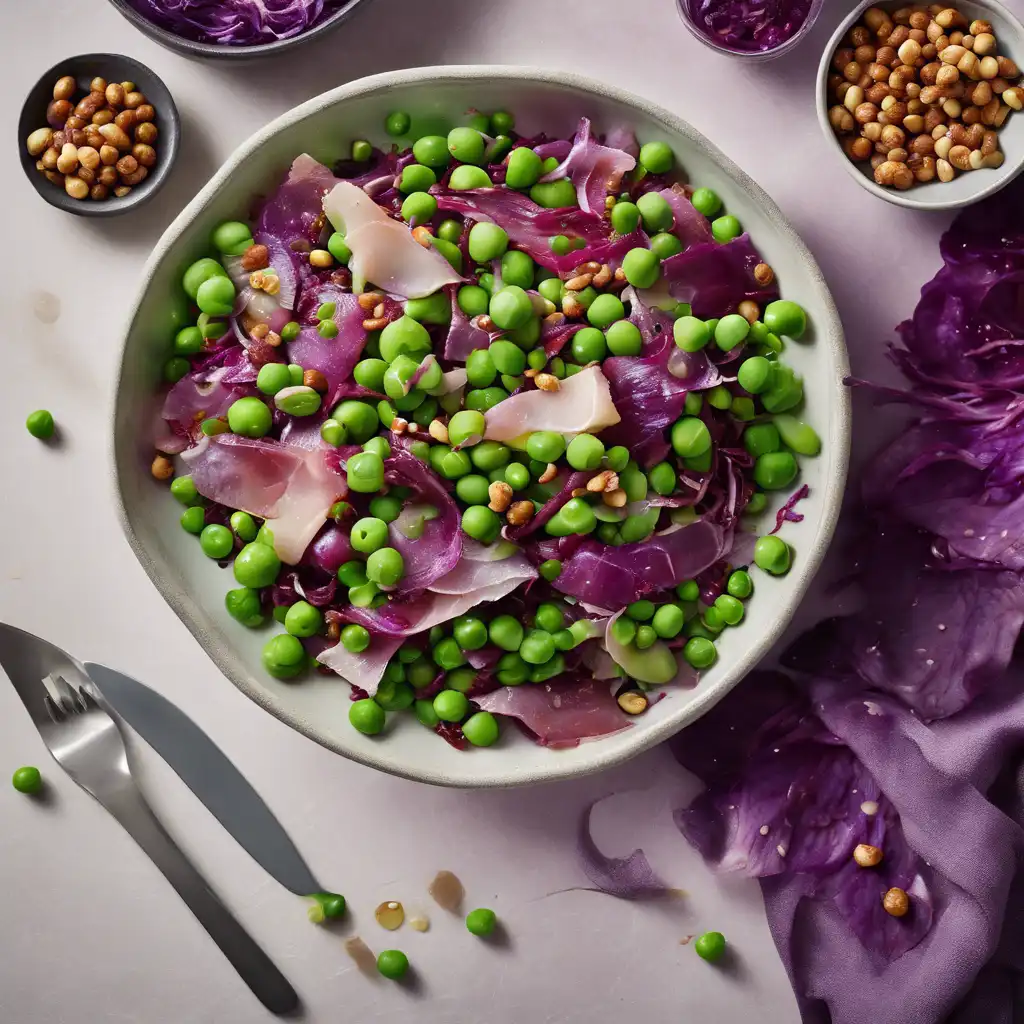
[153,108,819,750]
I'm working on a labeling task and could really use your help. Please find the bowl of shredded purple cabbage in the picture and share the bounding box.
[679,0,825,59]
[116,68,849,786]
[107,0,370,58]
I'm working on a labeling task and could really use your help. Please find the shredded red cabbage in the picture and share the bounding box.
[685,0,813,53]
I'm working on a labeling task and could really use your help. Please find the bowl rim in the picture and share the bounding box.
[815,0,1024,211]
[105,0,370,59]
[17,52,180,217]
[113,65,851,788]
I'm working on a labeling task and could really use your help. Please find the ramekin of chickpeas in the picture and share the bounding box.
[817,0,1024,210]
[18,54,179,216]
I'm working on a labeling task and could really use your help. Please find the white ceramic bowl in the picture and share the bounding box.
[817,0,1024,211]
[114,67,850,788]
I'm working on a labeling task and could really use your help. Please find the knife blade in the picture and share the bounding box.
[84,663,321,898]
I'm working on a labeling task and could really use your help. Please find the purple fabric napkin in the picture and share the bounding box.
[670,178,1024,1023]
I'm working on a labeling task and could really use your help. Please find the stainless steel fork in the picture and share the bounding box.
[0,623,298,1015]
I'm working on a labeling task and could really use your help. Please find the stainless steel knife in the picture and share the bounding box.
[84,662,323,898]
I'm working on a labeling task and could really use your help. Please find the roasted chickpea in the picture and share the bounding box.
[135,121,157,145]
[65,175,89,200]
[124,91,146,109]
[89,183,109,201]
[132,143,157,168]
[855,44,877,65]
[115,109,136,132]
[116,154,139,176]
[91,108,114,126]
[120,165,148,187]
[53,75,76,101]
[105,82,126,107]
[46,99,72,128]
[834,47,855,72]
[134,104,155,123]
[98,165,118,187]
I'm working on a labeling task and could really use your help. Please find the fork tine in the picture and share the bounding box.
[0,623,89,729]
[43,693,64,724]
[50,674,86,715]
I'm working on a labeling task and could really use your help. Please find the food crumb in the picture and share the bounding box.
[428,869,464,912]
[375,900,405,931]
[408,916,430,932]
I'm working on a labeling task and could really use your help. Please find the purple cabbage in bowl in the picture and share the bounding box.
[680,0,820,58]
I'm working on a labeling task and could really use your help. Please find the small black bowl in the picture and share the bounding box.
[18,53,179,218]
[105,0,371,61]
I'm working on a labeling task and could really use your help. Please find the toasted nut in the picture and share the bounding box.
[240,244,270,273]
[391,417,408,434]
[602,487,627,508]
[116,154,138,176]
[65,115,86,130]
[940,43,966,65]
[88,183,108,201]
[902,113,926,134]
[135,122,157,146]
[887,147,908,163]
[56,143,79,174]
[308,249,333,269]
[562,294,583,318]
[829,105,856,132]
[934,63,959,89]
[41,146,59,170]
[570,487,588,498]
[76,166,96,186]
[913,155,938,182]
[965,123,986,149]
[46,99,73,127]
[855,44,877,65]
[250,323,270,340]
[506,500,534,527]
[864,121,884,142]
[97,165,117,187]
[866,83,890,104]
[98,122,132,150]
[883,887,910,917]
[863,8,888,31]
[303,369,328,393]
[43,170,64,186]
[737,299,760,324]
[968,149,985,170]
[997,57,1020,79]
[538,463,559,485]
[115,109,136,132]
[897,39,921,64]
[135,104,156,123]
[971,80,994,107]
[77,145,100,171]
[564,273,594,291]
[994,103,1012,127]
[880,124,906,150]
[970,32,996,56]
[120,81,137,93]
[113,185,132,198]
[124,91,146,109]
[846,136,873,161]
[753,263,775,287]
[617,691,648,715]
[487,480,513,512]
[64,174,89,199]
[53,75,76,101]
[969,19,993,36]
[105,82,126,107]
[1005,87,1024,111]
[948,144,973,170]
[534,372,560,392]
[475,315,496,332]
[874,159,915,188]
[573,261,601,275]
[592,264,612,288]
[151,455,174,480]
[957,51,980,79]
[935,7,964,29]
[934,135,954,160]
[74,93,102,120]
[587,471,615,493]
[26,127,54,157]
[876,45,897,66]
[357,290,385,311]
[981,97,1002,124]
[411,225,433,247]
[980,130,1000,157]
[428,419,450,444]
[984,150,1006,169]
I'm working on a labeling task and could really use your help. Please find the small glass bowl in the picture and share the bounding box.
[677,0,825,62]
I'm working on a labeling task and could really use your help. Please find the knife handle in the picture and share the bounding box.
[104,781,299,1015]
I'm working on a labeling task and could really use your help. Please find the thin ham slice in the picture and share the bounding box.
[428,540,537,596]
[474,678,631,748]
[322,182,461,299]
[317,634,403,696]
[483,365,620,443]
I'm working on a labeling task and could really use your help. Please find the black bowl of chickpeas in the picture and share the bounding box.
[18,53,179,216]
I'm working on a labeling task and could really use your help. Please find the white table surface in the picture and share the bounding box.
[1,1,952,1021]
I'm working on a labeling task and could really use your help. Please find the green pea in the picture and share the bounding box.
[433,689,469,722]
[611,201,641,234]
[288,364,305,387]
[533,278,562,309]
[348,581,380,607]
[648,462,676,495]
[437,219,463,245]
[774,414,821,456]
[639,140,674,174]
[762,374,804,414]
[731,397,756,421]
[674,316,710,352]
[163,357,190,383]
[344,451,383,494]
[168,475,198,507]
[227,397,272,438]
[375,678,414,713]
[275,386,322,418]
[414,699,440,728]
[684,450,713,473]
[456,287,488,322]
[281,600,320,638]
[637,192,673,233]
[445,410,483,448]
[198,313,228,341]
[690,187,722,218]
[722,572,751,602]
[764,300,808,339]
[715,314,750,352]
[347,517,386,555]
[447,126,486,165]
[489,614,524,652]
[401,190,438,225]
[712,215,742,243]
[180,506,206,535]
[671,417,711,458]
[549,357,566,378]
[695,931,726,962]
[253,362,288,396]
[526,430,566,462]
[632,624,655,650]
[620,463,648,502]
[262,634,306,679]
[402,656,432,690]
[737,356,772,394]
[712,594,742,627]
[520,629,556,665]
[398,163,436,195]
[574,286,598,310]
[622,247,660,289]
[754,535,792,575]
[529,177,576,209]
[350,697,386,735]
[684,392,704,416]
[566,433,605,471]
[707,385,732,410]
[741,424,780,459]
[455,711,496,747]
[465,387,507,412]
[563,326,602,364]
[462,505,501,543]
[211,220,253,256]
[229,511,258,542]
[549,234,572,255]
[497,463,526,491]
[224,588,263,627]
[232,542,279,589]
[549,497,596,536]
[450,164,492,190]
[684,636,717,669]
[501,250,535,290]
[506,315,541,348]
[411,134,450,168]
[196,275,236,317]
[182,257,226,300]
[627,600,655,621]
[754,451,798,491]
[346,361,385,397]
[651,603,685,639]
[530,653,565,683]
[489,110,514,135]
[199,524,233,559]
[385,110,411,136]
[610,616,637,646]
[172,325,203,357]
[495,651,528,685]
[322,231,351,265]
[587,294,625,329]
[12,766,43,795]
[651,232,684,261]
[506,145,543,189]
[468,440,509,472]
[317,318,339,341]
[489,286,533,330]
[466,221,508,263]
[605,446,630,472]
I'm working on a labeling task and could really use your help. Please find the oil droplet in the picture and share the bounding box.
[344,936,377,975]
[409,916,430,933]
[428,870,464,913]
[31,291,60,325]
[375,900,405,930]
